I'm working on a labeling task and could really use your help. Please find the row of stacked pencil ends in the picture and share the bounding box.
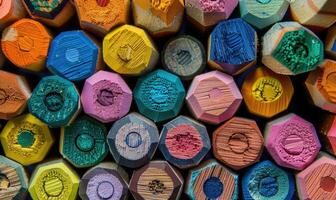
[1,0,336,199]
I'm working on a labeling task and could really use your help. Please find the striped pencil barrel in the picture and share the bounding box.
[73,0,130,37]
[132,0,184,37]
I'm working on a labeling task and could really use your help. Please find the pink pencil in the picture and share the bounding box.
[296,154,336,199]
[81,71,132,123]
[265,113,321,170]
[186,70,242,124]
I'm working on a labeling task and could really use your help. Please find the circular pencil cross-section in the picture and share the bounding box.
[239,0,289,30]
[81,71,132,123]
[22,0,74,27]
[296,154,336,200]
[0,70,31,120]
[74,0,130,36]
[47,30,101,82]
[213,117,264,170]
[242,160,295,200]
[60,116,108,168]
[0,114,53,166]
[186,70,242,124]
[107,112,159,168]
[262,22,324,75]
[129,161,183,200]
[0,155,28,200]
[159,115,210,169]
[1,18,52,72]
[132,0,184,37]
[28,75,80,128]
[185,159,239,200]
[103,25,158,76]
[134,69,186,122]
[28,159,80,200]
[79,162,129,200]
[306,59,336,113]
[265,113,321,170]
[162,35,206,80]
[185,0,238,31]
[242,67,294,118]
[208,18,257,75]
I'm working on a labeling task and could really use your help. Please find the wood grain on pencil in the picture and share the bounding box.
[1,18,52,72]
[107,112,159,168]
[28,159,80,200]
[240,0,289,30]
[129,161,183,200]
[0,155,28,200]
[185,159,238,200]
[296,154,336,200]
[28,75,81,128]
[132,0,184,37]
[213,117,264,170]
[162,35,206,80]
[186,70,242,124]
[74,0,130,36]
[47,30,102,82]
[241,67,294,118]
[103,25,158,76]
[208,18,257,75]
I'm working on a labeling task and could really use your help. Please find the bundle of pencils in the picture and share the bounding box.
[1,0,336,199]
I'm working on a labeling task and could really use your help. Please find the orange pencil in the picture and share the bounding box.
[0,70,31,120]
[290,0,336,31]
[132,0,184,37]
[1,18,52,72]
[74,0,130,37]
